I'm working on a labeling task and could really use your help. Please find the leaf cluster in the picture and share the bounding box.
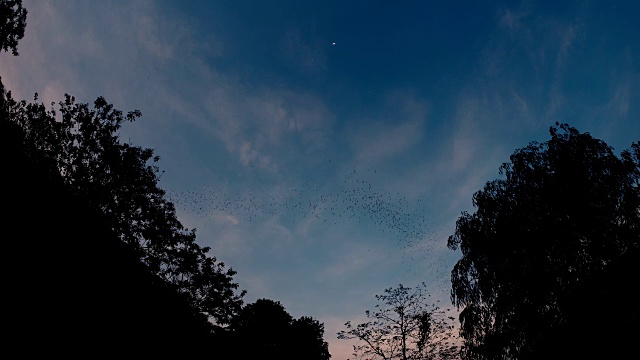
[0,0,27,55]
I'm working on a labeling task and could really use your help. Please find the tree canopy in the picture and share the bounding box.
[0,3,334,356]
[448,123,640,359]
[338,283,459,360]
[1,86,245,326]
[227,298,331,360]
[0,0,27,55]
[1,84,226,358]
[1,1,241,353]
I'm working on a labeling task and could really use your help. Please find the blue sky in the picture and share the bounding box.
[2,0,639,357]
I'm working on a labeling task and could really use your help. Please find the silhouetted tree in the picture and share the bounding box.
[291,316,333,360]
[1,87,245,326]
[0,0,27,55]
[228,298,331,359]
[338,283,459,360]
[1,1,238,353]
[1,84,224,357]
[448,123,640,359]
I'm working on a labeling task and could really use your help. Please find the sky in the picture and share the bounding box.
[1,0,639,357]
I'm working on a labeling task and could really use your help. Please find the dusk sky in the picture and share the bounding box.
[2,1,639,357]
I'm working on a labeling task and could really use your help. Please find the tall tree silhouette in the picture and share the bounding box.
[0,0,27,55]
[2,88,245,326]
[448,123,640,359]
[338,283,459,360]
[227,298,331,359]
[1,82,226,357]
[1,1,240,353]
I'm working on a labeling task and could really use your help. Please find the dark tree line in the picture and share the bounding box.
[449,123,640,359]
[2,2,331,358]
[224,299,331,360]
[1,84,246,326]
[2,103,220,356]
[1,1,244,325]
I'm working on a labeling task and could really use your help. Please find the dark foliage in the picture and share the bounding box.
[1,83,245,326]
[226,299,331,360]
[448,123,640,359]
[291,315,333,360]
[1,4,230,354]
[1,94,224,357]
[1,5,331,357]
[0,0,26,55]
[541,246,640,358]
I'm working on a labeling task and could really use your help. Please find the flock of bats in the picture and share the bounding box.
[167,166,451,281]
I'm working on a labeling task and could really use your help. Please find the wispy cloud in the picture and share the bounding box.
[480,2,589,125]
[604,70,636,118]
[202,83,335,172]
[350,91,429,166]
[3,1,337,180]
